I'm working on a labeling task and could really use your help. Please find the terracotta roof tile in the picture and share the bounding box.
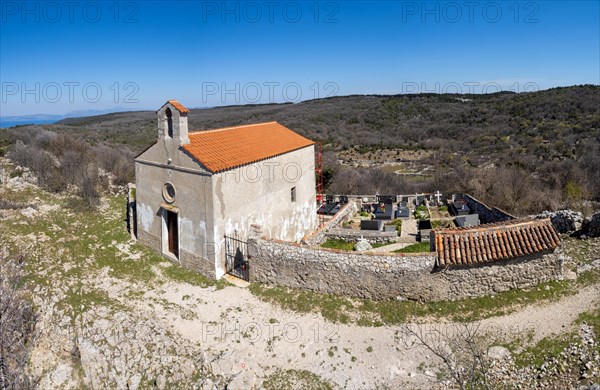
[182,122,315,173]
[162,100,189,113]
[432,218,560,267]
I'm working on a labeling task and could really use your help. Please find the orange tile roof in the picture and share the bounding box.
[161,100,189,113]
[433,218,560,267]
[182,122,315,173]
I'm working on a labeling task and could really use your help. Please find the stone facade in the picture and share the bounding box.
[427,249,564,300]
[137,229,216,279]
[248,236,435,300]
[248,235,564,302]
[464,194,515,224]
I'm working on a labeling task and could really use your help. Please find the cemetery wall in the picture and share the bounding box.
[464,194,515,224]
[248,234,563,302]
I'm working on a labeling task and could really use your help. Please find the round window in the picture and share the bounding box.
[162,183,176,203]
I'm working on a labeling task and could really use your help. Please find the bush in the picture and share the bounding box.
[111,156,134,186]
[321,239,354,251]
[44,169,69,193]
[94,145,135,186]
[5,130,129,208]
[394,242,430,253]
[60,150,86,184]
[9,169,23,178]
[80,165,100,208]
[564,181,584,203]
[47,132,89,158]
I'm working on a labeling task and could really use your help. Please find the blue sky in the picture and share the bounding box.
[0,0,599,116]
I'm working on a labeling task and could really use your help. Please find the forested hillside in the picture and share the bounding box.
[2,85,599,215]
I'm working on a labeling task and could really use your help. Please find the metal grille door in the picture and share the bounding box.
[224,234,249,281]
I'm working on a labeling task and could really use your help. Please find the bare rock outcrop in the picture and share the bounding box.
[75,307,229,389]
[485,324,599,387]
[533,210,584,233]
[27,297,231,389]
[580,212,600,238]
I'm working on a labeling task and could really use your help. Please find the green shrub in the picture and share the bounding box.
[414,205,429,220]
[321,239,354,251]
[564,181,583,202]
[394,242,430,253]
[9,169,23,178]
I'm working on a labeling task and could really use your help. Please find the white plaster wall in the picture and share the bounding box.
[137,138,317,279]
[135,141,214,263]
[211,145,317,277]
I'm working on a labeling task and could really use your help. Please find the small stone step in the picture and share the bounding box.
[223,274,250,288]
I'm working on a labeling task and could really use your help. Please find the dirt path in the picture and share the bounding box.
[114,273,600,389]
[124,281,431,389]
[477,284,600,344]
[399,217,418,243]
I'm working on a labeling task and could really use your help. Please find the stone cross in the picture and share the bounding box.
[434,190,442,204]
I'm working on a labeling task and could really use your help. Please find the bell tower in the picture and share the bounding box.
[157,100,190,145]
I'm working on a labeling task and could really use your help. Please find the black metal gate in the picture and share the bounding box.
[224,234,249,281]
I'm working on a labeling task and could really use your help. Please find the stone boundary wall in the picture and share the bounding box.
[303,201,357,245]
[428,250,564,300]
[325,229,398,244]
[464,194,515,224]
[248,236,435,300]
[248,235,564,301]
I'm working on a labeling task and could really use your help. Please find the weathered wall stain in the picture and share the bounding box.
[135,101,317,279]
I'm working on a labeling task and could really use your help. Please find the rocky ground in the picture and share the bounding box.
[1,158,599,389]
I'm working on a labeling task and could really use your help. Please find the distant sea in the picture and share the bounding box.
[0,119,58,128]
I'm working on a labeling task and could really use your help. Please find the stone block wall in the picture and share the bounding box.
[427,250,564,300]
[248,236,435,300]
[137,229,215,279]
[464,194,515,224]
[137,229,161,253]
[247,235,564,302]
[179,249,216,280]
[582,212,600,237]
[534,209,584,234]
